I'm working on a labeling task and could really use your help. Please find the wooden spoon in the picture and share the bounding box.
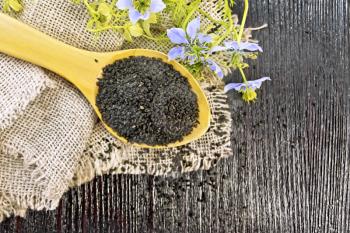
[0,13,211,148]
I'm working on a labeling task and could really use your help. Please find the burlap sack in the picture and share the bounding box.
[0,74,95,221]
[0,0,233,222]
[0,54,54,130]
[141,0,233,78]
[0,0,123,221]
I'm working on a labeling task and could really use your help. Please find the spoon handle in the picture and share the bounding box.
[0,13,102,90]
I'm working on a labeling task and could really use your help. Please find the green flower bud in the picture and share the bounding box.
[133,0,151,14]
[97,3,113,24]
[242,88,257,102]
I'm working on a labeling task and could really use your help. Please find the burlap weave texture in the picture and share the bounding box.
[0,0,233,222]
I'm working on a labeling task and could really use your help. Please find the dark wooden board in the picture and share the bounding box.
[1,0,349,232]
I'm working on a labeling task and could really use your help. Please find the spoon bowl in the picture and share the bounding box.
[0,13,211,148]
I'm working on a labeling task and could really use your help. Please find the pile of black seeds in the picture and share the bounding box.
[96,56,199,146]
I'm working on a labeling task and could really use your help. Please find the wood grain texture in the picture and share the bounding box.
[0,0,349,232]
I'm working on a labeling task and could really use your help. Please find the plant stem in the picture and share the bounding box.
[83,0,96,16]
[237,0,249,43]
[236,0,249,84]
[238,67,248,83]
[182,0,201,28]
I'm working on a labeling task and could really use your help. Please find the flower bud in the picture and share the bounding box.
[242,88,257,102]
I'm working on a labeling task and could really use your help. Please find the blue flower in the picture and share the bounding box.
[224,77,271,93]
[211,41,263,53]
[116,0,166,24]
[167,18,224,78]
[225,41,263,52]
[225,77,270,102]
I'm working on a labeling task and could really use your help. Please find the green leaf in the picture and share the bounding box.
[169,0,187,26]
[4,0,23,12]
[97,2,113,24]
[182,0,201,29]
[3,2,10,12]
[141,13,157,37]
[123,29,133,42]
[141,21,152,37]
[9,0,22,12]
[86,18,95,30]
[148,13,157,24]
[210,34,221,45]
[129,24,144,37]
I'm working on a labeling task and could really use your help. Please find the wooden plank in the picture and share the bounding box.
[0,217,16,233]
[16,210,57,233]
[0,0,349,232]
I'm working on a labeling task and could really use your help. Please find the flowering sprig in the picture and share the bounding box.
[67,0,269,102]
[70,0,167,42]
[222,0,270,103]
[224,77,270,102]
[167,18,223,78]
[163,0,270,102]
[116,0,165,24]
[213,41,263,53]
[4,0,268,102]
[0,0,269,103]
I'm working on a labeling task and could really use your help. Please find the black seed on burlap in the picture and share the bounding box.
[96,56,199,146]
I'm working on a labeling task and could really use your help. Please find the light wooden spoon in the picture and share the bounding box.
[0,13,211,148]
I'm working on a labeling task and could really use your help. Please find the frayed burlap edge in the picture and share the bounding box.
[0,191,60,222]
[0,70,56,131]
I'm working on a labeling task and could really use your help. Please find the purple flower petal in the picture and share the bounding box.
[224,83,247,93]
[188,55,196,65]
[224,41,263,52]
[198,33,212,44]
[224,41,240,50]
[210,46,227,53]
[239,42,263,52]
[186,17,201,41]
[224,77,271,93]
[116,0,133,10]
[129,7,142,24]
[247,77,271,89]
[139,10,151,20]
[168,46,186,60]
[167,28,189,44]
[150,0,166,13]
[207,59,224,78]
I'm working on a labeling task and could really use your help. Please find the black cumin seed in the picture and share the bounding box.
[96,56,199,146]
